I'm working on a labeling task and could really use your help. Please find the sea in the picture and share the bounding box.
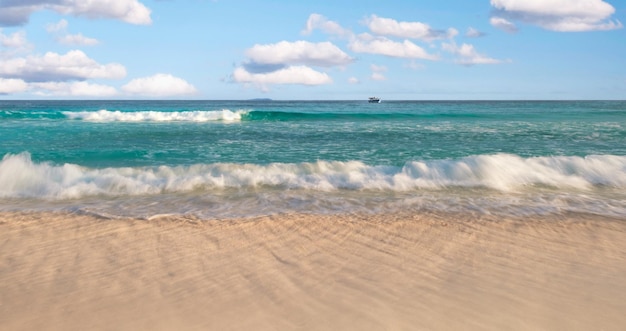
[1,100,625,219]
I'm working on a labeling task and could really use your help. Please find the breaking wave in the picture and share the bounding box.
[2,152,625,200]
[63,109,247,122]
[59,109,489,123]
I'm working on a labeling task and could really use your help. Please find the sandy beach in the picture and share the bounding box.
[1,211,625,331]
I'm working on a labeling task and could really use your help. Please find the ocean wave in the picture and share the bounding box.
[62,109,247,122]
[61,109,421,123]
[0,110,65,120]
[1,152,625,200]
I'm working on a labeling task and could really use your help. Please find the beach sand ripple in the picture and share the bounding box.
[1,211,625,330]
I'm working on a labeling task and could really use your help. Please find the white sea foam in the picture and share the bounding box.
[2,152,626,201]
[63,109,246,122]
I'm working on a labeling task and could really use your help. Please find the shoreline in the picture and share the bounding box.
[1,211,625,330]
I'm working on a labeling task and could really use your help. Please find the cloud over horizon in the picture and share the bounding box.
[442,42,506,65]
[245,40,354,68]
[349,34,439,60]
[31,81,118,97]
[0,77,28,94]
[232,40,350,91]
[0,50,126,82]
[0,0,152,26]
[0,1,622,99]
[232,65,332,88]
[490,0,623,32]
[122,74,198,97]
[364,15,458,41]
[232,10,515,91]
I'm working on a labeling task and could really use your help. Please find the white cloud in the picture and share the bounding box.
[370,64,387,81]
[235,40,347,89]
[46,19,99,45]
[57,33,99,46]
[245,40,354,67]
[122,73,198,97]
[0,29,29,49]
[0,79,119,96]
[371,72,386,81]
[490,17,518,33]
[31,81,118,96]
[490,0,622,32]
[0,78,28,94]
[349,34,439,60]
[0,50,126,81]
[0,0,152,26]
[46,19,69,33]
[348,77,359,84]
[232,65,332,86]
[466,27,486,38]
[442,42,505,66]
[364,15,458,41]
[302,13,353,38]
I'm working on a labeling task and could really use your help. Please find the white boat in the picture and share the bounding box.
[368,97,381,103]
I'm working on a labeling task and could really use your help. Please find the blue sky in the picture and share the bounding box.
[0,0,624,100]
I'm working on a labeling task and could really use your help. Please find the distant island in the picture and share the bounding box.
[247,98,272,101]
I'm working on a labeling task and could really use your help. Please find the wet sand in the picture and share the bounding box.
[1,211,625,330]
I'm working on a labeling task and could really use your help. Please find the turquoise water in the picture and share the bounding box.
[1,100,625,218]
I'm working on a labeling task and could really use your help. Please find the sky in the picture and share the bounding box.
[0,0,624,100]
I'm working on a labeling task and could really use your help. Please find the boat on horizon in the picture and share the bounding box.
[368,97,381,103]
